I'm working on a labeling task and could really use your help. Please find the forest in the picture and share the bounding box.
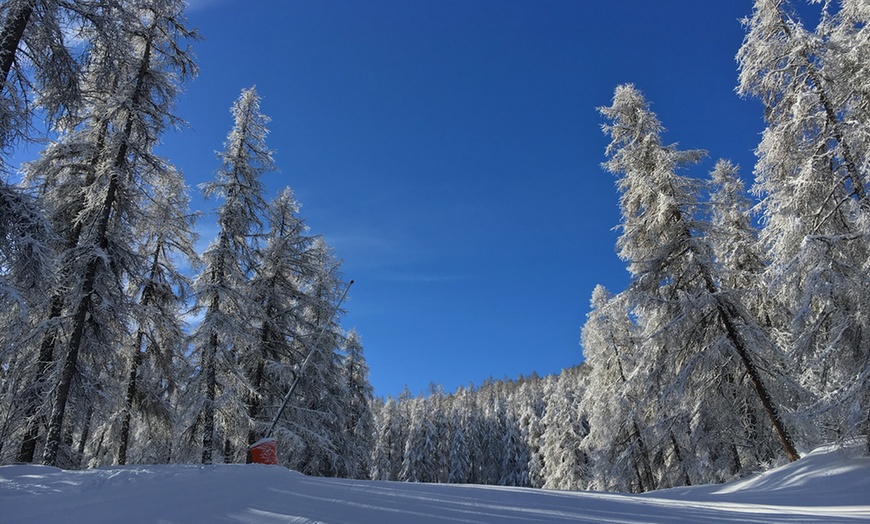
[0,0,868,494]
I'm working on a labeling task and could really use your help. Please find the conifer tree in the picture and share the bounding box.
[189,86,271,464]
[0,0,113,461]
[18,0,197,466]
[540,367,588,491]
[738,0,870,448]
[599,84,800,480]
[275,237,353,477]
[244,187,314,450]
[580,286,655,492]
[116,166,199,465]
[342,329,375,479]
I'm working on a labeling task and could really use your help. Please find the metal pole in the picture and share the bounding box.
[266,279,354,438]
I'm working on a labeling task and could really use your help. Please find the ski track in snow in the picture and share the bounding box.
[1,443,869,523]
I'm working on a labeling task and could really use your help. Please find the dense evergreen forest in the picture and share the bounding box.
[1,0,868,494]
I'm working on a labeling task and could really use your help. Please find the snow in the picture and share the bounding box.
[2,443,868,523]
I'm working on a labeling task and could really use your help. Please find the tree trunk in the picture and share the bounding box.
[715,295,801,462]
[118,333,145,465]
[42,253,102,465]
[42,29,155,467]
[0,0,34,86]
[201,332,218,464]
[17,300,62,462]
[18,122,107,462]
[76,403,93,468]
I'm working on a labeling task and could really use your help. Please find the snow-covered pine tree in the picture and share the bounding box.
[738,0,870,449]
[515,376,546,489]
[0,184,56,461]
[540,366,588,491]
[579,285,656,492]
[113,164,199,466]
[342,329,375,479]
[707,160,776,320]
[370,395,407,481]
[446,386,473,484]
[0,0,115,462]
[0,0,95,149]
[17,0,197,467]
[243,187,315,451]
[280,238,353,477]
[599,84,799,485]
[189,86,271,465]
[399,395,437,482]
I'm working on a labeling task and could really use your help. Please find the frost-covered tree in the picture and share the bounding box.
[540,366,588,491]
[446,386,473,484]
[0,0,98,148]
[708,161,768,301]
[370,395,407,481]
[14,0,197,467]
[0,0,115,461]
[114,167,199,465]
[399,396,437,482]
[342,329,375,479]
[243,187,314,450]
[515,377,546,489]
[580,286,656,492]
[738,0,870,448]
[188,86,271,465]
[599,84,799,484]
[279,238,354,477]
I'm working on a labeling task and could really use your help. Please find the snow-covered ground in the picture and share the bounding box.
[2,443,868,523]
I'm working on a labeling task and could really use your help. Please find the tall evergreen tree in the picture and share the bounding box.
[580,286,656,492]
[342,329,375,479]
[540,367,589,491]
[599,84,800,480]
[738,0,870,448]
[0,0,113,462]
[16,0,197,466]
[189,86,272,464]
[244,187,314,450]
[289,241,356,477]
[115,165,199,465]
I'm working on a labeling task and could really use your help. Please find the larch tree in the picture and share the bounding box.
[369,395,407,481]
[189,86,272,465]
[0,0,92,149]
[0,0,113,462]
[280,238,354,477]
[243,187,314,452]
[737,0,870,448]
[115,164,199,466]
[599,84,800,483]
[17,0,197,467]
[579,285,656,493]
[342,329,375,479]
[446,386,473,484]
[540,366,589,491]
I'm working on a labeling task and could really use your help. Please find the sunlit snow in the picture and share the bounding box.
[2,442,868,523]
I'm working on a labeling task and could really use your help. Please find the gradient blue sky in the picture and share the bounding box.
[156,1,810,398]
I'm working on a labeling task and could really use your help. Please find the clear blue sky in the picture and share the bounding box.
[152,1,809,397]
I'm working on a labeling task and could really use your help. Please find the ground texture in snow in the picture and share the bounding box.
[1,443,868,523]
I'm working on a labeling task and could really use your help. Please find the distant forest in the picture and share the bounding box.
[0,0,867,494]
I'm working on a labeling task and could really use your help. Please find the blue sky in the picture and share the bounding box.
[154,1,809,397]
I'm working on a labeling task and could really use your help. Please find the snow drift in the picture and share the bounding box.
[1,442,868,523]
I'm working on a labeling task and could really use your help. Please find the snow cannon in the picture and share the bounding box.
[249,438,278,465]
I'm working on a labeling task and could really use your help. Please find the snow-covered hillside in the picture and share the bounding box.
[2,442,868,523]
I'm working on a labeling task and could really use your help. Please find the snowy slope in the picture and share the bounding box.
[2,443,868,523]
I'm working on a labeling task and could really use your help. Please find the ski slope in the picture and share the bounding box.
[1,442,868,523]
